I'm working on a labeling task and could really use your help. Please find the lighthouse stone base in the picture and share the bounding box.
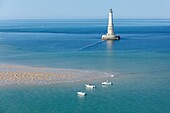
[102,34,120,40]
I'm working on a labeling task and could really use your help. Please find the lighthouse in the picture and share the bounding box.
[102,9,120,40]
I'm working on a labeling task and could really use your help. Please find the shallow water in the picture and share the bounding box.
[0,19,170,113]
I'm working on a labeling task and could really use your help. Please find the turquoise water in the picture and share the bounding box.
[0,19,170,113]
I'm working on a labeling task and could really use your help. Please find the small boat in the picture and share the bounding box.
[110,74,114,77]
[85,84,96,88]
[77,91,86,96]
[105,72,114,77]
[102,80,112,85]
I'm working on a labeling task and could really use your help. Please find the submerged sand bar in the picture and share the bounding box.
[0,64,111,86]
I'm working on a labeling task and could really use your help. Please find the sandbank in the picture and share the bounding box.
[0,64,113,86]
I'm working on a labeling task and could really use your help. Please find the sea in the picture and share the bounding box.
[0,19,170,113]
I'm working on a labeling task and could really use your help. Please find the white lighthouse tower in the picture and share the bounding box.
[102,9,120,40]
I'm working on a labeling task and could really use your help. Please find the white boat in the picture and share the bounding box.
[110,74,115,77]
[102,81,112,85]
[85,84,96,88]
[77,91,86,96]
[105,72,114,77]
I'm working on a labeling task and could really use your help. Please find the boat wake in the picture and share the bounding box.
[77,40,103,51]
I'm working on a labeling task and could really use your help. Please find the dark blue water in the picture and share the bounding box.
[0,19,170,113]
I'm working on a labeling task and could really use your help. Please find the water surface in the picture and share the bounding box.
[0,19,170,113]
